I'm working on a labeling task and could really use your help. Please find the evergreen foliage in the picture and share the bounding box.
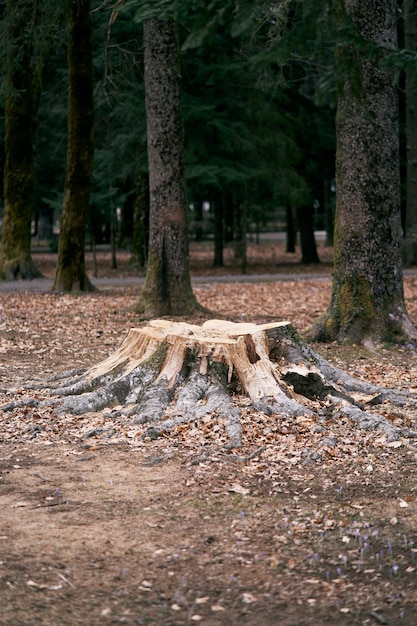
[2,0,415,265]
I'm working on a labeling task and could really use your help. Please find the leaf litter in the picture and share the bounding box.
[1,247,417,624]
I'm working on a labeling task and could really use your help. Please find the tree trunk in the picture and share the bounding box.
[312,0,417,345]
[110,205,117,270]
[136,19,197,317]
[53,0,95,293]
[296,205,320,264]
[233,193,247,274]
[13,319,415,449]
[0,0,43,280]
[213,193,224,268]
[286,206,296,253]
[403,0,417,266]
[130,171,149,269]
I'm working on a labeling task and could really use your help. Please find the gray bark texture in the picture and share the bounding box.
[0,0,43,280]
[4,320,416,449]
[137,19,197,317]
[53,0,95,293]
[312,0,417,345]
[403,0,417,266]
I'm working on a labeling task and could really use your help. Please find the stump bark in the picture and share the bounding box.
[24,319,416,448]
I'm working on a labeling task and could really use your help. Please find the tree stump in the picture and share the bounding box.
[30,319,416,448]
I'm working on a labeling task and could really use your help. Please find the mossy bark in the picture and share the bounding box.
[312,0,417,345]
[403,0,417,267]
[0,0,43,280]
[136,19,197,317]
[53,0,95,293]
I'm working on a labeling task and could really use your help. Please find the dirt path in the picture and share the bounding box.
[2,436,417,625]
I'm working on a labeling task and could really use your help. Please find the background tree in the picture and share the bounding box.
[0,0,61,279]
[136,17,197,316]
[92,2,147,262]
[0,0,337,273]
[53,0,95,292]
[181,1,313,266]
[312,0,417,345]
[403,0,417,266]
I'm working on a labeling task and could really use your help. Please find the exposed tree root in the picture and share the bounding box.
[3,320,417,448]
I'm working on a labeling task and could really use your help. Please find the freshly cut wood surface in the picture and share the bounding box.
[4,318,413,450]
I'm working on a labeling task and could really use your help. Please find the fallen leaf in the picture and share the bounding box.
[242,592,257,604]
[229,484,250,495]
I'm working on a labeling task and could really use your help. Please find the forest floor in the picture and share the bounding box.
[1,239,417,625]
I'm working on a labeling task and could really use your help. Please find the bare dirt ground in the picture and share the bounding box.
[1,239,417,625]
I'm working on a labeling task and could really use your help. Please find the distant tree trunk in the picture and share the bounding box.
[130,171,149,269]
[0,0,43,280]
[192,200,204,241]
[324,179,335,246]
[213,193,224,268]
[403,0,417,266]
[286,206,296,253]
[233,192,247,273]
[136,19,197,316]
[312,0,416,345]
[53,0,95,293]
[240,197,247,274]
[110,204,117,270]
[296,205,320,263]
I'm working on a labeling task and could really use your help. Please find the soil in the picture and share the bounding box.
[1,239,417,626]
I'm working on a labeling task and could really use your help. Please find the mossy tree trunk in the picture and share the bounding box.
[0,0,44,280]
[53,0,95,293]
[312,0,417,345]
[403,0,417,267]
[136,19,197,317]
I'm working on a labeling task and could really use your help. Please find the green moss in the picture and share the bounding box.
[340,273,374,316]
[142,341,168,372]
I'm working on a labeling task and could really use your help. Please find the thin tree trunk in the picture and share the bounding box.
[324,179,335,247]
[233,192,247,273]
[130,171,149,269]
[0,0,43,280]
[53,0,95,292]
[136,19,197,316]
[296,205,320,264]
[403,0,417,266]
[312,0,416,345]
[286,206,296,253]
[110,204,117,270]
[240,196,247,274]
[213,193,224,268]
